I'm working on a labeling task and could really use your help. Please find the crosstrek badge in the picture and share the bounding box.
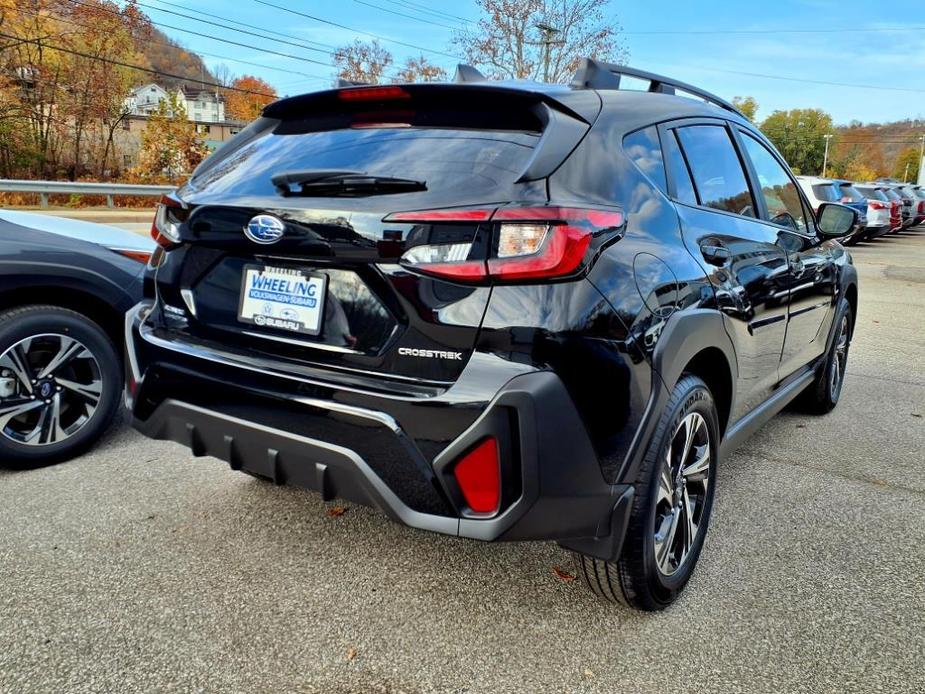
[398,347,464,360]
[237,265,326,336]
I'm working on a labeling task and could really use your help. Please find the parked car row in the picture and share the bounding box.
[797,175,925,243]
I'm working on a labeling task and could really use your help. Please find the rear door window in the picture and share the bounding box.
[624,126,667,192]
[675,125,755,218]
[739,132,808,233]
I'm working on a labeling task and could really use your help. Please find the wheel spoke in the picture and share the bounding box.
[679,415,696,468]
[0,342,34,394]
[655,510,679,572]
[0,398,44,429]
[37,337,88,378]
[681,443,710,480]
[658,464,673,505]
[681,487,698,556]
[56,377,102,407]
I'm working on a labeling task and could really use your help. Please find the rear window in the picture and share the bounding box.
[856,186,887,202]
[189,123,540,198]
[812,184,839,202]
[837,183,864,202]
[883,188,901,201]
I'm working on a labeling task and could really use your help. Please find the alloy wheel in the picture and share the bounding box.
[830,316,849,401]
[0,334,103,446]
[653,411,712,577]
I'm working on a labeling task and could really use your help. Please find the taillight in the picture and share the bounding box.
[386,205,624,282]
[918,200,925,213]
[337,85,410,102]
[150,194,186,248]
[869,201,886,210]
[453,437,500,514]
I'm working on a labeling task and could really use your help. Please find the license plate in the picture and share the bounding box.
[237,264,326,336]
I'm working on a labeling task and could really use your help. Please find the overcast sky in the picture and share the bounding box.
[140,0,925,125]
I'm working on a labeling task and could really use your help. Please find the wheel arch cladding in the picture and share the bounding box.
[0,286,125,349]
[651,309,737,437]
[844,282,858,335]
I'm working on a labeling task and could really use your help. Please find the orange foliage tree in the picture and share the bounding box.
[223,75,277,122]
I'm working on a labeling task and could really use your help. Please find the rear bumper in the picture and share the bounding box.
[126,302,633,559]
[864,224,891,239]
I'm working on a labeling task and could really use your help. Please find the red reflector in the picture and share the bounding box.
[338,86,411,102]
[453,438,500,514]
[112,248,153,264]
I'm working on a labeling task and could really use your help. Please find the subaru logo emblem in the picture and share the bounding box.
[244,214,285,244]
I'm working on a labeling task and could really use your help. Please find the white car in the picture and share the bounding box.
[852,184,895,237]
[795,176,868,243]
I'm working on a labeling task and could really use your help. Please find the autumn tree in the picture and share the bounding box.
[394,55,447,83]
[732,96,758,122]
[892,146,921,183]
[224,75,277,122]
[132,92,208,182]
[334,39,393,84]
[451,0,627,83]
[760,108,834,176]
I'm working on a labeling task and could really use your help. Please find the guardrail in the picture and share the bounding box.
[0,179,174,208]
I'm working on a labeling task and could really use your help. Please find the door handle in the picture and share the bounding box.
[700,243,731,266]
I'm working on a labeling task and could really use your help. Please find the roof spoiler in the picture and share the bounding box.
[570,58,745,118]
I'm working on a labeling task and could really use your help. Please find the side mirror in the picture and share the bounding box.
[816,202,857,239]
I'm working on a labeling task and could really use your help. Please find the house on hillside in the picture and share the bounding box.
[124,83,170,116]
[176,86,225,123]
[123,83,225,122]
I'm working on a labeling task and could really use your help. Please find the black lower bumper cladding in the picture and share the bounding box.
[127,302,633,560]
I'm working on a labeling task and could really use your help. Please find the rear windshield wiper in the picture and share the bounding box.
[272,169,426,197]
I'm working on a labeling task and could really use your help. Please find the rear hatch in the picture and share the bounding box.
[151,84,598,386]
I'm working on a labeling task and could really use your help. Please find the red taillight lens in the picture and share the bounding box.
[869,201,886,210]
[453,437,500,514]
[387,205,624,282]
[337,85,411,102]
[150,194,185,249]
[918,201,925,213]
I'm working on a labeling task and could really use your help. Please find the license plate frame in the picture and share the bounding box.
[237,264,327,336]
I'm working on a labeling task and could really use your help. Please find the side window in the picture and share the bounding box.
[740,132,808,233]
[663,129,697,206]
[676,125,755,218]
[623,126,667,192]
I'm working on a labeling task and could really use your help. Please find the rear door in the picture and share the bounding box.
[734,128,837,378]
[663,120,789,422]
[157,86,590,385]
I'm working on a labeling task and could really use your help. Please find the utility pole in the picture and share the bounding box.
[822,134,833,177]
[533,23,565,82]
[919,133,924,185]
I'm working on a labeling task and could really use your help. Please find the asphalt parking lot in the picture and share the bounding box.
[1,227,923,694]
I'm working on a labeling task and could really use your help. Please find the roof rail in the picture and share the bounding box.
[570,58,745,118]
[454,64,486,83]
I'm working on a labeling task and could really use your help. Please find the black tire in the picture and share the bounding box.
[0,305,121,467]
[574,375,720,611]
[797,298,852,414]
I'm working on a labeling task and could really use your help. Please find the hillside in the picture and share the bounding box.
[140,27,218,91]
[832,119,923,180]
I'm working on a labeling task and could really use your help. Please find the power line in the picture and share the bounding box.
[146,0,338,51]
[0,31,275,96]
[250,0,463,60]
[352,0,458,30]
[14,5,330,82]
[63,0,337,70]
[647,61,925,94]
[390,0,475,24]
[129,0,333,56]
[625,25,925,35]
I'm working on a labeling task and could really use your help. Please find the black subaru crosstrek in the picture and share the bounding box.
[127,61,859,610]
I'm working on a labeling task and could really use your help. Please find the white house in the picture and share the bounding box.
[176,85,225,123]
[123,83,169,116]
[123,83,225,122]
